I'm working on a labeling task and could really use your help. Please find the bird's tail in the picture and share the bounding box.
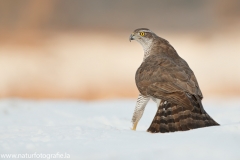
[147,101,219,133]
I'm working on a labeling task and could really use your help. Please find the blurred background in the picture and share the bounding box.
[0,0,240,100]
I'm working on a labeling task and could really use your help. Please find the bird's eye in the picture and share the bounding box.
[139,32,145,36]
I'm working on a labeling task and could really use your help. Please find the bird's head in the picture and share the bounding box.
[129,28,156,50]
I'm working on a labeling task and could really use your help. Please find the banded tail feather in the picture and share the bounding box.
[147,101,219,133]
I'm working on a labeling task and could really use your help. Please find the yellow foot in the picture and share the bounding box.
[131,122,138,131]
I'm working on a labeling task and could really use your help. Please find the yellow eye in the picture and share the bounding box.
[139,32,145,36]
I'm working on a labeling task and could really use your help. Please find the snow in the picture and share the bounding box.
[0,98,240,160]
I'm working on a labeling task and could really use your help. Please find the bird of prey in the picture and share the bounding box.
[129,28,219,133]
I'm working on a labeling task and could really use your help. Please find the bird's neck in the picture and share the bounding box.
[142,37,179,61]
[143,50,151,61]
[140,40,153,61]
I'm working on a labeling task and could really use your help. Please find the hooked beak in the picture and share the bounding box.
[129,33,134,42]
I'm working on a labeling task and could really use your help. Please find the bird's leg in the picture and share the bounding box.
[131,94,150,130]
[151,97,161,108]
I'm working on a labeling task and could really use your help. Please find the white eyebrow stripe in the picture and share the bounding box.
[140,30,152,33]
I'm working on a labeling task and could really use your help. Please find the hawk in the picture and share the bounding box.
[129,28,219,133]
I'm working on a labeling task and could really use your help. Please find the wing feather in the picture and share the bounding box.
[135,54,203,110]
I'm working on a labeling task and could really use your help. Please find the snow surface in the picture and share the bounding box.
[0,98,240,160]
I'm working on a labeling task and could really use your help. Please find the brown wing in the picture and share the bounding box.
[135,54,203,111]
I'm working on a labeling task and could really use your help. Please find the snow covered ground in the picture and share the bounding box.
[0,98,240,160]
